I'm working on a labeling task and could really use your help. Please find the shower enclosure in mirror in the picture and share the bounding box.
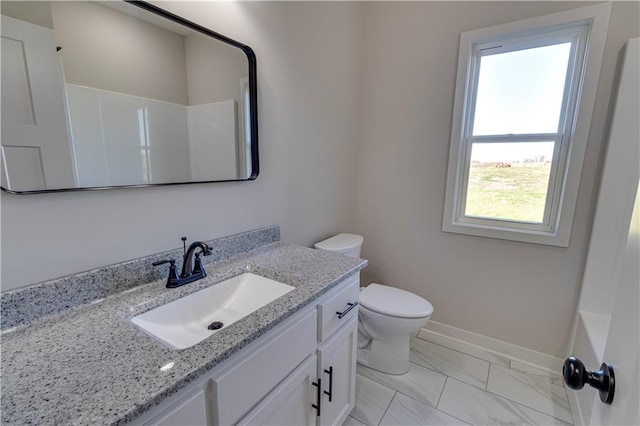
[0,0,258,194]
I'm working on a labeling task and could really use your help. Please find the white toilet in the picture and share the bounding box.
[315,233,433,375]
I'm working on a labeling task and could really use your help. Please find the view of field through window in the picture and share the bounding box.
[465,142,554,223]
[462,41,569,224]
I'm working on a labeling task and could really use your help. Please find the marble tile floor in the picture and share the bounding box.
[344,335,573,426]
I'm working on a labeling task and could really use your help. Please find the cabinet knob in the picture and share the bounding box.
[563,356,615,404]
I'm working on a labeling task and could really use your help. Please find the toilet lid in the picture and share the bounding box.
[359,284,433,319]
[314,233,363,253]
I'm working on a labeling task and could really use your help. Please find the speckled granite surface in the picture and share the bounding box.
[1,226,280,331]
[0,237,366,425]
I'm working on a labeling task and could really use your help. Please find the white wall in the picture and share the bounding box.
[0,1,363,291]
[355,1,640,357]
[185,33,248,106]
[0,1,53,29]
[50,1,189,105]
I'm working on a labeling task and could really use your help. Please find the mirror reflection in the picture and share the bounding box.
[1,1,257,193]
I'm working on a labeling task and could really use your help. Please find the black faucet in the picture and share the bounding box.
[181,240,211,278]
[153,237,212,288]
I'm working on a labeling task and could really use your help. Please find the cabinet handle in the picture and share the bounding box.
[323,366,333,402]
[312,378,322,416]
[336,301,358,319]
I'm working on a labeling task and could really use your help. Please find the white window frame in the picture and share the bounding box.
[442,3,611,247]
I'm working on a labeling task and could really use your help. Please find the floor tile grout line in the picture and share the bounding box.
[497,362,568,388]
[413,334,494,370]
[357,369,572,426]
[489,363,571,403]
[415,334,565,385]
[439,377,477,426]
[486,362,492,390]
[353,373,398,425]
[414,331,509,365]
[476,377,573,425]
[408,359,446,378]
[417,331,565,381]
[435,375,448,409]
[392,380,473,426]
[395,388,439,410]
[357,340,572,425]
[428,346,571,420]
[509,360,565,381]
[377,391,396,425]
[361,361,449,410]
[409,354,488,391]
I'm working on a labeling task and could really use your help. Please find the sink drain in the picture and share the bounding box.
[207,321,224,330]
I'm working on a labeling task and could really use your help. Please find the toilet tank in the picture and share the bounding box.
[314,233,363,258]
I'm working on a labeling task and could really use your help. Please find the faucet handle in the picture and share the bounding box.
[152,259,180,287]
[152,259,174,267]
[192,253,206,275]
[181,237,188,257]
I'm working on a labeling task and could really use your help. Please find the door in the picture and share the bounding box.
[317,317,358,426]
[588,183,639,425]
[568,37,640,425]
[1,15,76,191]
[588,38,640,426]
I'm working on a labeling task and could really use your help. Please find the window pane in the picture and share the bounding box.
[465,142,554,223]
[473,43,571,136]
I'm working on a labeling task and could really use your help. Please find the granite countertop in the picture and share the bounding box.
[0,242,366,425]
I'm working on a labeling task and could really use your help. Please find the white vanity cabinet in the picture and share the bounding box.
[237,354,317,425]
[238,272,359,426]
[152,389,208,426]
[134,273,360,426]
[314,275,359,426]
[316,318,358,426]
[238,313,357,426]
[209,309,318,425]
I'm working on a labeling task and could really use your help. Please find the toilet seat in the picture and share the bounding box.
[360,284,433,319]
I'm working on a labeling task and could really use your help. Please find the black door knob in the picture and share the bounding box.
[563,356,615,404]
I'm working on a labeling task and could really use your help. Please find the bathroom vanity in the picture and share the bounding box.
[0,226,366,425]
[135,273,359,425]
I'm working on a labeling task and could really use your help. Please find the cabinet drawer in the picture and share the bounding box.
[318,274,359,342]
[209,309,317,425]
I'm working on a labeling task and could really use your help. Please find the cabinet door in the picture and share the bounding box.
[317,317,358,426]
[210,310,316,425]
[148,389,207,426]
[237,354,317,426]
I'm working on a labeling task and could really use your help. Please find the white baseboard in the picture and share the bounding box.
[418,320,564,374]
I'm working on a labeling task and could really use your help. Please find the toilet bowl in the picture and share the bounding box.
[314,234,434,375]
[357,284,433,374]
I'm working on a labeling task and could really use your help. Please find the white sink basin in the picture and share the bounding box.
[132,273,295,349]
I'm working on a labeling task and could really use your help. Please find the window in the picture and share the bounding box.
[443,4,611,246]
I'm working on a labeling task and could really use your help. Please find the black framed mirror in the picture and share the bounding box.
[0,0,258,194]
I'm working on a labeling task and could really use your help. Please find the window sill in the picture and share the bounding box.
[442,219,570,247]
